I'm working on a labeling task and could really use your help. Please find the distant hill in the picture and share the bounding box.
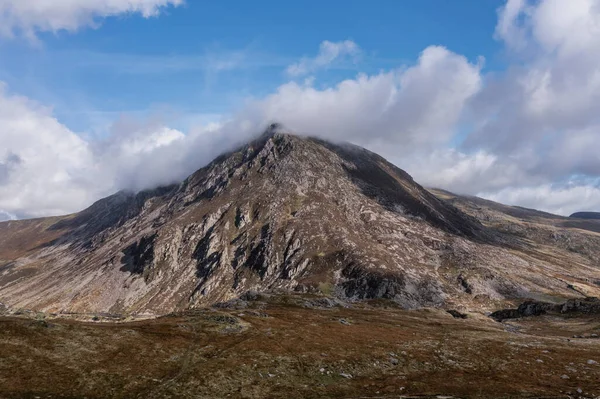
[570,212,600,220]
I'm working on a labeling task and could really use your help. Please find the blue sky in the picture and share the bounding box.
[0,1,504,134]
[1,0,600,220]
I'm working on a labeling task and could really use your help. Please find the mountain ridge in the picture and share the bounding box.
[1,130,599,315]
[570,211,600,220]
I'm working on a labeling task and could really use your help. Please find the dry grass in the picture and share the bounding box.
[1,295,599,398]
[0,216,71,262]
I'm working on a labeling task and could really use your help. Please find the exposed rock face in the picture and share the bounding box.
[1,130,599,315]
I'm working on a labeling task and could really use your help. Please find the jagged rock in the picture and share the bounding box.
[517,301,555,317]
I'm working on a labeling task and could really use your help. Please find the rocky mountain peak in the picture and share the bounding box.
[0,131,490,313]
[3,129,599,316]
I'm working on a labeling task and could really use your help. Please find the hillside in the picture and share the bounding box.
[571,211,600,220]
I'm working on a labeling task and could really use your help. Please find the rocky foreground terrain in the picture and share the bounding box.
[1,128,600,397]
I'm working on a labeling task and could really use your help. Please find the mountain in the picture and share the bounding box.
[1,128,599,315]
[570,211,600,220]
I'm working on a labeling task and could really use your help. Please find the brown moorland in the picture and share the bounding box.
[1,294,599,399]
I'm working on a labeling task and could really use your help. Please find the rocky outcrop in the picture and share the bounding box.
[490,297,600,321]
[490,301,557,321]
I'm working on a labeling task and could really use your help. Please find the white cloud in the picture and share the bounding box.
[482,182,600,217]
[0,0,183,38]
[0,84,193,219]
[266,46,482,152]
[473,0,600,154]
[286,40,361,77]
[0,83,94,218]
[406,150,502,193]
[450,0,600,207]
[497,0,600,57]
